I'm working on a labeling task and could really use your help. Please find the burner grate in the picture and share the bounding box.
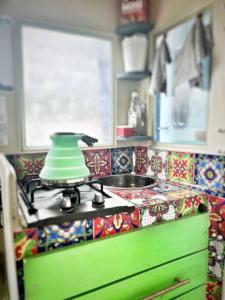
[18,175,105,215]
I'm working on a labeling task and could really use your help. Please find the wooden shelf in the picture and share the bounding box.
[117,71,151,81]
[116,22,153,37]
[116,135,152,141]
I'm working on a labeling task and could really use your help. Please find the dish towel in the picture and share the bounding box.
[148,38,171,96]
[174,17,212,87]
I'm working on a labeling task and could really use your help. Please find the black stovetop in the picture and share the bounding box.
[18,174,135,227]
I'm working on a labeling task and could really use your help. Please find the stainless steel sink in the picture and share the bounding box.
[98,174,157,189]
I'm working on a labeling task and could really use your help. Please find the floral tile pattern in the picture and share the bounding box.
[8,153,46,180]
[209,195,225,238]
[111,147,133,175]
[140,201,177,227]
[83,149,111,178]
[38,220,93,252]
[147,149,167,179]
[151,181,183,194]
[176,194,208,218]
[194,154,225,198]
[206,274,222,300]
[93,210,140,239]
[110,188,156,202]
[134,146,148,174]
[14,228,38,261]
[167,151,194,184]
[208,234,225,280]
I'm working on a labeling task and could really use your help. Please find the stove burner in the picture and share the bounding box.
[92,192,105,208]
[19,174,106,215]
[59,190,80,213]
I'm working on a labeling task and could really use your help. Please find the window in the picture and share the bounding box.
[20,24,113,148]
[155,11,211,145]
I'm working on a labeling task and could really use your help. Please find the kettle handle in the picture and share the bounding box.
[81,135,98,147]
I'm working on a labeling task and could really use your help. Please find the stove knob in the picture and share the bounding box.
[93,192,104,205]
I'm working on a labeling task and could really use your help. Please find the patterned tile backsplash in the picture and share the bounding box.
[111,147,133,175]
[134,146,148,174]
[147,149,167,180]
[167,151,194,184]
[194,154,225,198]
[82,148,111,178]
[7,147,134,180]
[7,153,46,180]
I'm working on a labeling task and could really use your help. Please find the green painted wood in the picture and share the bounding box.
[73,250,208,300]
[174,285,206,299]
[24,213,208,300]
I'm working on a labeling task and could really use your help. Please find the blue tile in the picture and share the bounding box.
[194,154,224,197]
[38,220,93,252]
[111,147,133,175]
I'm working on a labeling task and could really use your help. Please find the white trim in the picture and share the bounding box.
[0,153,19,300]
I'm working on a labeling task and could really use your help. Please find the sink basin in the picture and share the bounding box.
[98,174,157,189]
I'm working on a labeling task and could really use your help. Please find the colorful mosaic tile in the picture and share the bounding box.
[38,220,93,252]
[177,194,208,217]
[8,153,46,180]
[140,201,177,227]
[151,181,183,194]
[108,189,143,201]
[109,188,156,202]
[165,188,199,201]
[209,234,225,280]
[111,147,133,175]
[167,152,194,184]
[206,274,223,300]
[93,210,140,239]
[209,195,225,238]
[147,149,167,179]
[134,146,148,174]
[14,228,38,261]
[194,154,225,198]
[167,152,181,182]
[83,149,111,178]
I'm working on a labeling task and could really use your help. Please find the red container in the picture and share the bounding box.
[120,0,148,25]
[116,126,134,137]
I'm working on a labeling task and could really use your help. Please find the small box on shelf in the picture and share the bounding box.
[116,126,134,137]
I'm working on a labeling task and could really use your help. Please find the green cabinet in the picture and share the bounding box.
[24,213,208,300]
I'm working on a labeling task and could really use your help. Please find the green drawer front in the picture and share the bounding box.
[74,250,208,300]
[24,213,208,300]
[174,285,206,299]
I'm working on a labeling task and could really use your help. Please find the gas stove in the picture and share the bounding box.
[18,174,135,228]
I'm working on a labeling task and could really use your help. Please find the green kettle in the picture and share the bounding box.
[40,132,97,186]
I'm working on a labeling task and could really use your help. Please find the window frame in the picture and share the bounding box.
[16,20,116,151]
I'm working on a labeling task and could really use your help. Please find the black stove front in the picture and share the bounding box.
[18,174,135,228]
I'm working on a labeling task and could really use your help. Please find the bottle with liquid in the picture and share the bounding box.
[128,91,147,136]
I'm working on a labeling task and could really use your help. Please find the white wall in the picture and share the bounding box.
[150,0,225,154]
[0,0,121,154]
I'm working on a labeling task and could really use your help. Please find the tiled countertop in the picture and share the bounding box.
[108,180,208,228]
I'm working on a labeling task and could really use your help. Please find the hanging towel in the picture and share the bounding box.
[174,17,212,87]
[148,38,171,96]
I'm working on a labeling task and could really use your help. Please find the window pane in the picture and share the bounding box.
[156,11,211,145]
[21,25,113,147]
